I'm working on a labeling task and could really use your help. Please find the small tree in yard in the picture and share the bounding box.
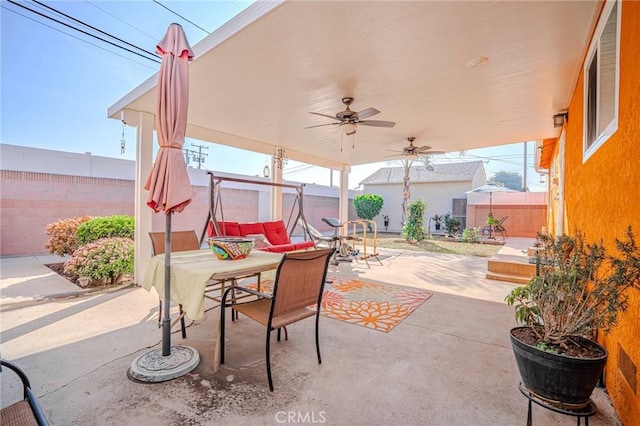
[402,199,426,243]
[353,194,384,230]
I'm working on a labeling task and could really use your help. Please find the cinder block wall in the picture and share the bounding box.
[0,170,353,256]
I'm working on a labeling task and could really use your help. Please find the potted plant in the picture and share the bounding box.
[506,227,640,407]
[431,215,443,232]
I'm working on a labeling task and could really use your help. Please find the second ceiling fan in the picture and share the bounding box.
[387,137,446,158]
[305,97,396,135]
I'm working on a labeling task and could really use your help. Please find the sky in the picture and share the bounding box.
[1,0,545,191]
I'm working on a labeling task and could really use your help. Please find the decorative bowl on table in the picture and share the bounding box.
[208,237,255,260]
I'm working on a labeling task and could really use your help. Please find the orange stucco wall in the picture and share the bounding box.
[562,1,640,423]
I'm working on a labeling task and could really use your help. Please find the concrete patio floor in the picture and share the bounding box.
[1,241,620,425]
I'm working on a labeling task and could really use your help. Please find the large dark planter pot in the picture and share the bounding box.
[510,326,608,407]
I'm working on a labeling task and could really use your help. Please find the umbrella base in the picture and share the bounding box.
[128,345,199,383]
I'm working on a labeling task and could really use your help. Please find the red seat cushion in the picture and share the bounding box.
[239,222,266,236]
[294,241,315,250]
[260,243,296,253]
[262,221,291,245]
[207,221,241,237]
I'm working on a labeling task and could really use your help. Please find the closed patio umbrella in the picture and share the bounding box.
[130,23,199,383]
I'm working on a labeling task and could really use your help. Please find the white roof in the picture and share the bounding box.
[109,0,600,169]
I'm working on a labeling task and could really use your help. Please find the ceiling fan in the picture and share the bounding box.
[305,97,396,135]
[387,137,446,158]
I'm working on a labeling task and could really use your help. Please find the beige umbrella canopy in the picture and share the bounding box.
[144,23,195,213]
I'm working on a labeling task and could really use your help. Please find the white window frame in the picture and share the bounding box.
[582,0,620,163]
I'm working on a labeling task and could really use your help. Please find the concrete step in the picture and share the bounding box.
[486,253,536,284]
[487,257,536,277]
[485,271,531,285]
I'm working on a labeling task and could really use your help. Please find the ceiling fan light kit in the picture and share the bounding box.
[340,122,357,134]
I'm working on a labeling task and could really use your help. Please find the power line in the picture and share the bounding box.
[83,0,158,43]
[1,5,157,71]
[152,0,211,34]
[31,0,160,59]
[6,0,161,64]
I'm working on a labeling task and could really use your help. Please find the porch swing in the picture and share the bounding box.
[199,172,315,253]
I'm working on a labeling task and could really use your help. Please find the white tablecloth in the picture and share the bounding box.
[141,249,282,320]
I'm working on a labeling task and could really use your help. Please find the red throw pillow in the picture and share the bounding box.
[262,221,290,245]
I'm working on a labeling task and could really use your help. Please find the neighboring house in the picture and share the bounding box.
[538,1,640,422]
[360,161,486,233]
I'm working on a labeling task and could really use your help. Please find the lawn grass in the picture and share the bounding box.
[355,233,503,257]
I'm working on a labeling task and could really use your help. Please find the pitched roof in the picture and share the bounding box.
[360,161,484,185]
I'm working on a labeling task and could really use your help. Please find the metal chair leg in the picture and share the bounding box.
[315,311,322,364]
[266,329,274,391]
[179,304,187,338]
[220,287,234,365]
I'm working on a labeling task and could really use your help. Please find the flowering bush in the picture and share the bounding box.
[63,237,134,286]
[45,216,92,256]
[76,215,134,246]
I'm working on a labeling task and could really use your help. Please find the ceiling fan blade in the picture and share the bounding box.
[309,112,342,122]
[422,150,446,155]
[358,120,396,128]
[415,145,432,152]
[356,107,380,120]
[304,122,340,129]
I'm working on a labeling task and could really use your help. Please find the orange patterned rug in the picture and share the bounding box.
[243,277,431,332]
[320,277,432,332]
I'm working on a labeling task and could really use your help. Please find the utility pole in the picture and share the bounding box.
[183,144,209,169]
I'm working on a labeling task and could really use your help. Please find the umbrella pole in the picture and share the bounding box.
[489,191,493,213]
[162,212,172,356]
[128,210,199,382]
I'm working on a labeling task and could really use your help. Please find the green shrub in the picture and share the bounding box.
[76,215,134,245]
[402,199,426,242]
[63,237,134,286]
[443,213,461,236]
[353,194,384,221]
[45,216,93,256]
[461,227,482,243]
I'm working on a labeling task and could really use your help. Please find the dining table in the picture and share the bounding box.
[141,248,284,371]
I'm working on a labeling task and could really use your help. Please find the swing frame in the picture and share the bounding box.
[201,172,313,247]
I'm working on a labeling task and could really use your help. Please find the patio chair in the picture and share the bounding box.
[1,359,49,426]
[149,230,200,338]
[494,216,509,239]
[219,247,335,391]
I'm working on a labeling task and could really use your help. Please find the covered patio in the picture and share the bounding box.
[107,0,600,281]
[0,245,619,424]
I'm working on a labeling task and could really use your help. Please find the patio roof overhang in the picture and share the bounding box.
[108,0,601,170]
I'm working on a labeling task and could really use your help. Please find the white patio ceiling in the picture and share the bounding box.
[109,0,600,170]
